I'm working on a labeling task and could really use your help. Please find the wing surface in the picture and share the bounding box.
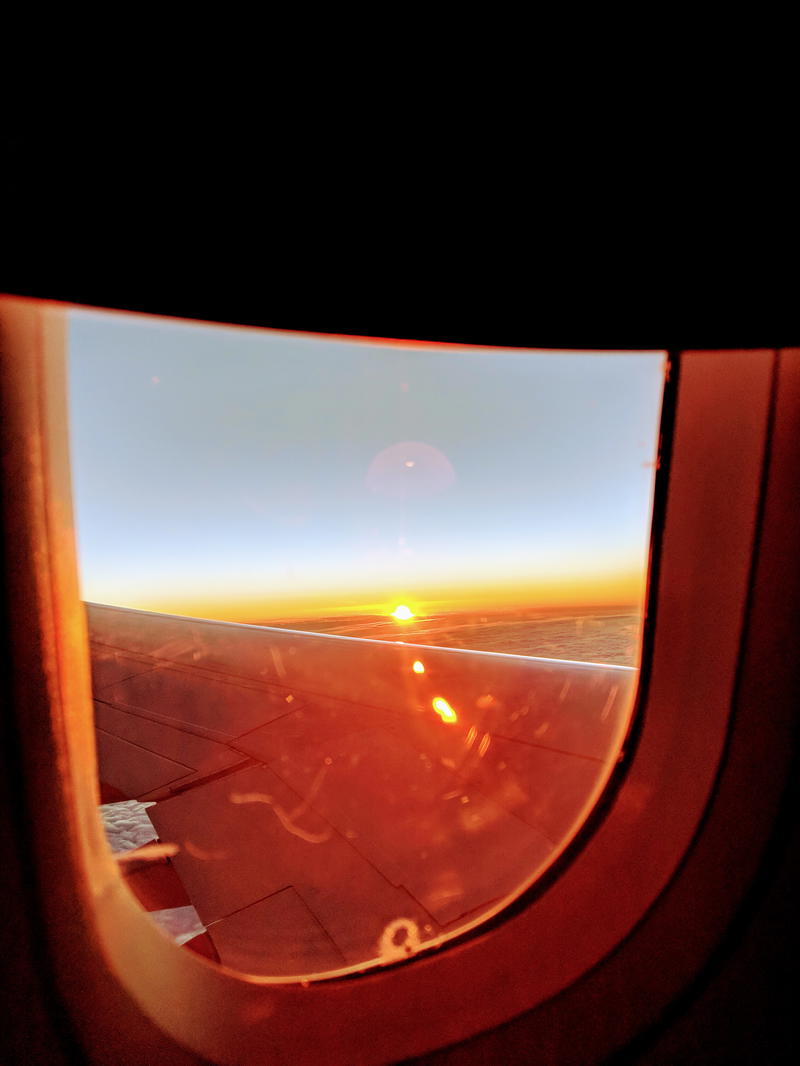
[88,602,635,975]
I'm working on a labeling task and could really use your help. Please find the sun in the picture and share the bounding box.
[391,604,415,621]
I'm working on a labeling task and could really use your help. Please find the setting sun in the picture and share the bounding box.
[391,605,415,621]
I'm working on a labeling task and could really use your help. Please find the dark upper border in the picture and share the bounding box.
[4,115,795,351]
[1,281,796,351]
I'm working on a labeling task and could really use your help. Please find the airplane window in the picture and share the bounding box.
[67,308,665,979]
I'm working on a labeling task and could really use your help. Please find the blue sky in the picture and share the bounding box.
[68,310,665,620]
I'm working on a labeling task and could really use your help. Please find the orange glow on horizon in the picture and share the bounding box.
[432,697,457,723]
[96,566,646,625]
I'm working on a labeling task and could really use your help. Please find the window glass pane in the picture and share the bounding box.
[69,310,664,978]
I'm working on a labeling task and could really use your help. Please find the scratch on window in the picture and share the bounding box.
[600,684,619,721]
[229,762,332,844]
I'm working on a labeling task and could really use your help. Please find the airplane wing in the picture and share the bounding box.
[87,602,636,977]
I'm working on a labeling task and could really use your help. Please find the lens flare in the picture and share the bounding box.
[432,697,457,723]
[412,660,425,674]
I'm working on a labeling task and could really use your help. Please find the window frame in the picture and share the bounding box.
[0,294,789,1065]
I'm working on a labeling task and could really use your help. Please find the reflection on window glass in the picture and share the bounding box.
[69,310,665,979]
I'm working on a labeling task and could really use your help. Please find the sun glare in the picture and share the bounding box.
[391,604,415,621]
[432,697,457,723]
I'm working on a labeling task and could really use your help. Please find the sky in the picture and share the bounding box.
[67,310,665,622]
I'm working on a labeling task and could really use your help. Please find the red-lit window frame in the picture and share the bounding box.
[1,294,796,1065]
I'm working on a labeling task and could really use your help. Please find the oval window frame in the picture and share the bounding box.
[0,295,781,1065]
